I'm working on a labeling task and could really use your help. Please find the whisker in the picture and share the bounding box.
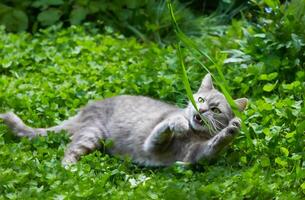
[205,115,218,136]
[211,120,223,132]
[211,119,219,134]
[213,118,226,129]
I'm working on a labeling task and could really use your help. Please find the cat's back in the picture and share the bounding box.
[86,95,177,113]
[80,95,179,130]
[111,95,178,114]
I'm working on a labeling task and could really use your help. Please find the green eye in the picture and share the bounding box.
[211,107,221,114]
[198,97,204,103]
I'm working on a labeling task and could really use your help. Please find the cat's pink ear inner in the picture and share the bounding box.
[198,73,214,92]
[234,98,248,112]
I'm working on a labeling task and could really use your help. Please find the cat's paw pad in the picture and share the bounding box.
[169,116,189,136]
[227,126,239,136]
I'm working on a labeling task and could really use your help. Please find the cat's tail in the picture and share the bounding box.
[0,112,77,139]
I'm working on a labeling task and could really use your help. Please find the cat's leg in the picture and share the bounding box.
[143,121,172,153]
[62,126,104,166]
[143,115,189,152]
[184,117,241,163]
[168,115,190,137]
[204,117,241,157]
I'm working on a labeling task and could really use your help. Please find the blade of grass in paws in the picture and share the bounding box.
[181,44,251,142]
[168,1,242,117]
[167,0,238,114]
[168,1,251,142]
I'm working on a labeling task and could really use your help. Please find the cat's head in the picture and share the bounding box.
[186,74,248,135]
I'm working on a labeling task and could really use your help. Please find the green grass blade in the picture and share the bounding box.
[167,0,251,143]
[177,43,198,112]
[167,1,180,32]
[167,0,240,117]
[177,43,212,131]
[176,31,215,64]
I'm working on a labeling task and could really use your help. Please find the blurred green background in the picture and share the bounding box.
[0,0,246,43]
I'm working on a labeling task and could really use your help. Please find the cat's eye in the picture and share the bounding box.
[211,107,221,114]
[198,97,205,103]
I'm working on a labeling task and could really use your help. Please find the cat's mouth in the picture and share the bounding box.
[193,114,203,125]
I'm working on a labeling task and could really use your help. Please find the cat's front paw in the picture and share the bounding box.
[169,115,189,137]
[226,117,241,136]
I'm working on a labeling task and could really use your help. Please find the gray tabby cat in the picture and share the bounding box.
[0,74,247,166]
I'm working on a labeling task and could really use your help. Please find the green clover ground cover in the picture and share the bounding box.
[0,18,305,199]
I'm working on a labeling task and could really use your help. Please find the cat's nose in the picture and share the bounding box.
[199,108,208,113]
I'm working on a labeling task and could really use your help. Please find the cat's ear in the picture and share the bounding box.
[234,98,248,112]
[198,73,214,92]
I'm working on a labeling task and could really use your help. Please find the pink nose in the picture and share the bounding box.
[199,108,208,113]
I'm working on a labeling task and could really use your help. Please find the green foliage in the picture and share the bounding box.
[219,0,305,97]
[0,0,201,44]
[0,0,305,199]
